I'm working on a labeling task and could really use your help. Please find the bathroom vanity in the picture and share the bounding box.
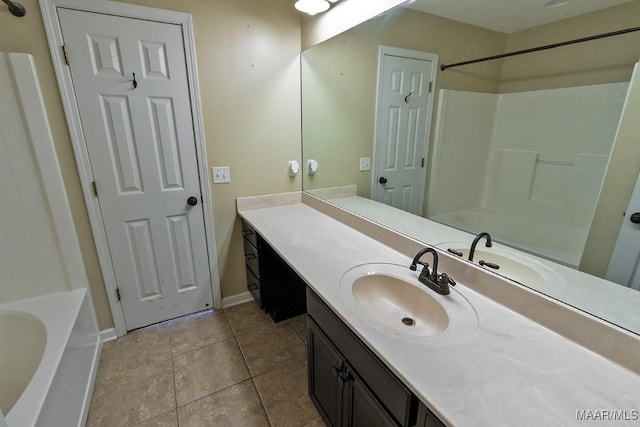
[241,220,306,321]
[237,192,640,426]
[307,287,444,426]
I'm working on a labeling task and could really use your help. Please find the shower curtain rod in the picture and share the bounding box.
[440,26,640,71]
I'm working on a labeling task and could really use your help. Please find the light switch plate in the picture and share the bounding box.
[212,166,231,184]
[359,157,371,171]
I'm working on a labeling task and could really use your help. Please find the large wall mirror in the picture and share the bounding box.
[301,0,640,334]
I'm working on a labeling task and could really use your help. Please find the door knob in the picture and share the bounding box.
[187,196,198,206]
[630,212,640,224]
[379,177,388,184]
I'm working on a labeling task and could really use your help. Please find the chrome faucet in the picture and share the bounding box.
[410,247,456,295]
[468,232,492,262]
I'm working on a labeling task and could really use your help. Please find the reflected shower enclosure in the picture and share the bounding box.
[428,83,628,267]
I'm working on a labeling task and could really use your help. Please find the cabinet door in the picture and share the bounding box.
[346,370,399,427]
[309,321,344,426]
[416,403,446,427]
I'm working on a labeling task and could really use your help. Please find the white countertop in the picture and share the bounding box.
[328,195,640,336]
[238,201,640,427]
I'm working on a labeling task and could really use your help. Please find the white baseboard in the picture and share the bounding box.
[222,291,254,308]
[100,328,118,342]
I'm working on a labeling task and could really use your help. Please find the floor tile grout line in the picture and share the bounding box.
[168,310,235,358]
[170,332,236,359]
[168,327,180,426]
[93,353,174,386]
[250,377,276,427]
[129,409,176,427]
[233,335,257,378]
[235,322,307,379]
[173,377,255,412]
[171,335,253,409]
[171,335,238,360]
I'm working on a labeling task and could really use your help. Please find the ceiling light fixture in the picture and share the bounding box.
[294,0,330,15]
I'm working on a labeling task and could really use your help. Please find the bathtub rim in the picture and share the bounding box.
[0,310,47,416]
[1,289,97,427]
[431,207,586,268]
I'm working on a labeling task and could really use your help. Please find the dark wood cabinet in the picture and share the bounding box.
[347,370,398,427]
[308,319,397,427]
[241,220,306,322]
[307,288,445,427]
[308,320,343,426]
[416,404,446,427]
[242,222,261,307]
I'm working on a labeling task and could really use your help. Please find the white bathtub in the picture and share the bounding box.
[0,289,100,427]
[431,208,587,267]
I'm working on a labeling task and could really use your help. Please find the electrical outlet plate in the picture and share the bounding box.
[359,157,371,171]
[212,166,231,183]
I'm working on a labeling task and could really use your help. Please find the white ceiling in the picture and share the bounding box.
[407,0,636,33]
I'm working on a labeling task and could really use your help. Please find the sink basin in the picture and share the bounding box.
[437,243,565,294]
[339,263,479,341]
[351,273,449,336]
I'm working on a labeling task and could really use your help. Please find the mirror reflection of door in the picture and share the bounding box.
[372,46,437,216]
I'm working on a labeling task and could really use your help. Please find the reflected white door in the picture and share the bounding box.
[606,171,640,290]
[372,48,437,216]
[59,9,213,330]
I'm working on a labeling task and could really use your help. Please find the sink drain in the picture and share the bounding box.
[401,317,415,327]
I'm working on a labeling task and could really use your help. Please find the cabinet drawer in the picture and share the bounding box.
[241,220,258,248]
[245,266,261,308]
[307,289,416,426]
[243,237,260,279]
[246,266,260,292]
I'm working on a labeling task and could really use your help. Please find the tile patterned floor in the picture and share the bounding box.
[87,302,325,427]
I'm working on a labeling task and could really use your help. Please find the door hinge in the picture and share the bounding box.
[421,158,425,168]
[92,181,98,197]
[62,45,70,65]
[116,288,121,301]
[428,82,433,93]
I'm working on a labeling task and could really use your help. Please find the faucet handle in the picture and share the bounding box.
[416,262,431,278]
[437,273,456,287]
[410,260,428,271]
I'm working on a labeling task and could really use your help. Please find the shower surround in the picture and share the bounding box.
[429,83,629,266]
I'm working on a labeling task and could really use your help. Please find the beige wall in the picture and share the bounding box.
[499,1,640,93]
[302,7,506,201]
[0,0,302,330]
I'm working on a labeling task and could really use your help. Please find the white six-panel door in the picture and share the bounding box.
[58,9,213,330]
[373,48,437,216]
